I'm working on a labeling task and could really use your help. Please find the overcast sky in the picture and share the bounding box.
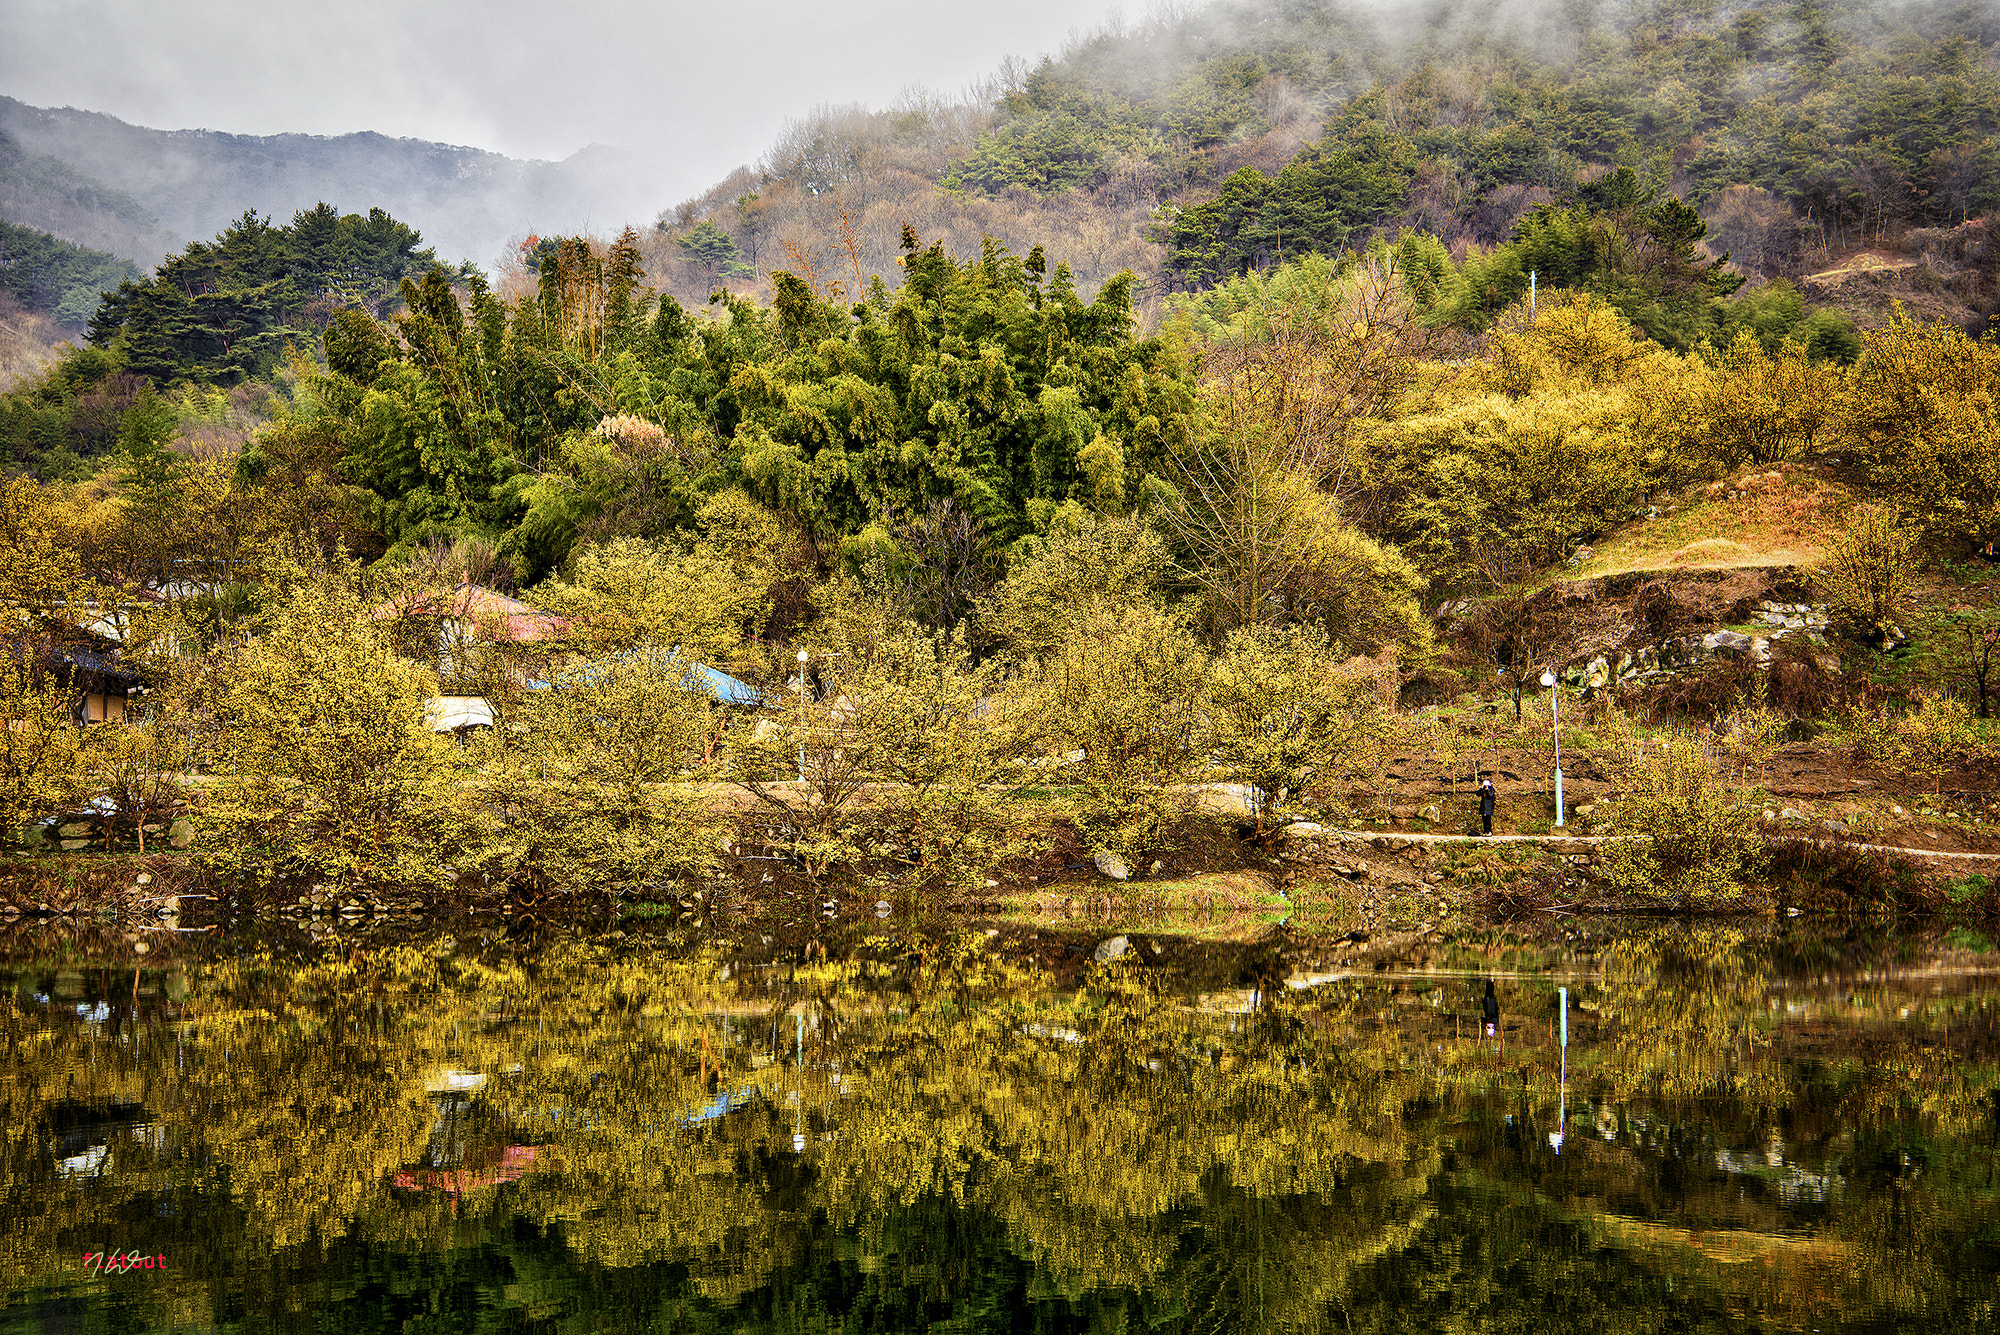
[0,0,1128,201]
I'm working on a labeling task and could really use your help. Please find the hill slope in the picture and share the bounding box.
[0,98,651,268]
[640,0,2000,329]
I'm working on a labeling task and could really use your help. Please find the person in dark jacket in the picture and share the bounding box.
[1482,979,1500,1038]
[1477,778,1496,835]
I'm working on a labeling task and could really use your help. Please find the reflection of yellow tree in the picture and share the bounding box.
[1598,927,1784,1108]
[7,931,2000,1333]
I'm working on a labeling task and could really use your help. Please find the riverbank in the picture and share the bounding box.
[8,802,1999,960]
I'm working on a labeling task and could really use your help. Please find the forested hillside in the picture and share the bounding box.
[0,130,174,264]
[0,97,643,269]
[0,221,138,328]
[1,0,1995,625]
[642,0,1999,333]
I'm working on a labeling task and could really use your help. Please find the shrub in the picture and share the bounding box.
[1021,603,1209,857]
[1604,735,1765,906]
[1815,505,1920,641]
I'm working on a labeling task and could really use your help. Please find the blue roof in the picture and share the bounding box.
[683,661,764,707]
[524,648,763,707]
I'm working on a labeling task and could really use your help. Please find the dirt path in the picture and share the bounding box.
[1315,827,2000,864]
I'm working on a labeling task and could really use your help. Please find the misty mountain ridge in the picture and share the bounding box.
[0,96,654,268]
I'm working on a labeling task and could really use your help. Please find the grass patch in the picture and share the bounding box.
[1569,467,1852,580]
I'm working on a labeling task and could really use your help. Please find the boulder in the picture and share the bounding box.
[1093,935,1132,963]
[1092,849,1131,881]
[56,821,93,839]
[1196,783,1258,818]
[167,819,194,850]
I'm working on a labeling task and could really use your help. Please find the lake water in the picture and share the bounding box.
[4,917,1998,1333]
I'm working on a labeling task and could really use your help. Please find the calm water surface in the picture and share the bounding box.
[4,919,1998,1333]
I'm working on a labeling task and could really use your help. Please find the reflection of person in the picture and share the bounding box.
[1478,778,1496,835]
[1482,979,1499,1038]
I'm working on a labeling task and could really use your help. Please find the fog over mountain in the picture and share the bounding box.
[0,0,1125,266]
[0,96,649,268]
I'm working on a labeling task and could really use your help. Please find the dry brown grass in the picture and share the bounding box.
[1574,464,1852,580]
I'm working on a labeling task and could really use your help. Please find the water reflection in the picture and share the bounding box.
[2,925,1998,1332]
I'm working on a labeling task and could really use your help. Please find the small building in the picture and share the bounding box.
[7,636,143,726]
[371,584,761,734]
[62,645,141,725]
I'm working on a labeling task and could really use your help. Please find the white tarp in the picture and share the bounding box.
[424,696,495,731]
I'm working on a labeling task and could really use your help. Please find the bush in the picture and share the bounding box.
[1816,505,1920,641]
[1604,735,1765,905]
[1021,603,1208,857]
[1205,623,1382,833]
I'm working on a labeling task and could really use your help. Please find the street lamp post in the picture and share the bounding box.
[796,650,809,784]
[1539,670,1564,828]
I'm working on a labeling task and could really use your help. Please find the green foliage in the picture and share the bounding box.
[728,233,1196,539]
[1155,144,1409,289]
[950,0,2000,264]
[0,220,138,327]
[89,205,440,386]
[674,220,754,284]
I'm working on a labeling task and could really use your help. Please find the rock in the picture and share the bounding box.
[60,839,89,851]
[1285,822,1325,838]
[18,823,48,848]
[1821,820,1848,835]
[1418,804,1441,824]
[167,818,194,850]
[1092,849,1131,881]
[135,873,152,886]
[1585,655,1611,688]
[1093,935,1132,963]
[56,822,93,838]
[1781,808,1804,821]
[1390,804,1418,820]
[1701,629,1756,657]
[1197,783,1258,818]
